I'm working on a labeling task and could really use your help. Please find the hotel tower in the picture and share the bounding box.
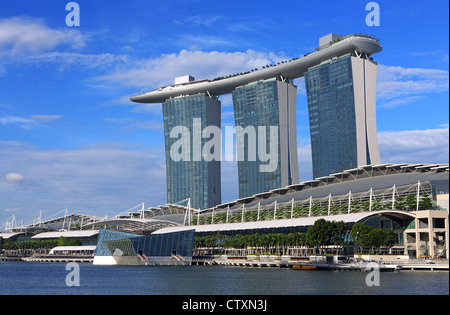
[131,33,383,207]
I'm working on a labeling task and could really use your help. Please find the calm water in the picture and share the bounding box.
[0,262,448,295]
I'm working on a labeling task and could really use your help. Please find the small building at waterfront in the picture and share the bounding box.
[31,230,100,245]
[93,229,195,266]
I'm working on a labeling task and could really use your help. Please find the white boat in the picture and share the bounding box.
[309,255,402,272]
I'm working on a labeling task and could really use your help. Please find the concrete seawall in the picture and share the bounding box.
[192,256,449,271]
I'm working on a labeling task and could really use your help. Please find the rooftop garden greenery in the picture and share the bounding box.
[211,33,379,82]
[190,192,435,226]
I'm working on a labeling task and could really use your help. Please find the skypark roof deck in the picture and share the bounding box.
[130,35,382,103]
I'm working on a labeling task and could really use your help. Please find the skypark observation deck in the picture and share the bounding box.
[130,35,382,103]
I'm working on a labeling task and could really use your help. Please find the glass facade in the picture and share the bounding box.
[162,94,221,209]
[232,78,298,198]
[305,55,357,178]
[95,229,141,256]
[305,54,379,178]
[95,229,195,258]
[130,230,194,257]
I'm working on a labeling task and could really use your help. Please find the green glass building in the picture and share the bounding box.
[162,93,221,209]
[232,78,299,198]
[305,53,381,178]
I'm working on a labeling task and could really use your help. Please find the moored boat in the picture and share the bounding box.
[291,263,317,270]
[306,255,402,272]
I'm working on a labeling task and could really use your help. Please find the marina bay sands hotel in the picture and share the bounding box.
[131,33,383,210]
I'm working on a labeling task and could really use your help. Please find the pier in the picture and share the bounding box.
[400,263,449,271]
[2,253,449,271]
[192,256,293,268]
[215,260,292,268]
[0,256,22,262]
[21,256,93,263]
[191,256,449,271]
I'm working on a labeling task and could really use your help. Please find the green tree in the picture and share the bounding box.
[330,221,347,253]
[371,198,384,211]
[306,219,332,253]
[394,196,407,210]
[366,229,394,253]
[57,236,68,247]
[419,195,433,210]
[367,229,384,253]
[405,194,417,210]
[381,229,396,248]
[350,222,373,253]
[351,222,396,254]
[67,238,82,246]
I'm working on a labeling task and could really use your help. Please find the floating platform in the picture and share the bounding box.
[0,256,23,262]
[22,256,93,263]
[311,262,402,272]
[291,263,317,270]
[400,263,449,271]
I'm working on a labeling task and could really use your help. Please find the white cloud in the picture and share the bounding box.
[22,52,129,70]
[184,15,222,27]
[378,65,448,82]
[378,127,449,164]
[93,49,288,90]
[219,94,233,107]
[0,116,39,129]
[0,115,62,129]
[377,96,425,109]
[30,115,63,123]
[5,173,24,182]
[0,17,89,56]
[0,17,128,74]
[377,65,449,102]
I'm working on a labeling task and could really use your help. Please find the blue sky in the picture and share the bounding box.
[0,0,448,226]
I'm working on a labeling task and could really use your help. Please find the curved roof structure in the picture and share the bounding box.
[8,213,103,234]
[0,232,25,240]
[31,230,99,239]
[211,163,449,211]
[131,35,382,103]
[83,217,181,233]
[153,163,448,235]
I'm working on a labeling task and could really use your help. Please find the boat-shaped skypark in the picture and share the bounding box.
[130,34,382,103]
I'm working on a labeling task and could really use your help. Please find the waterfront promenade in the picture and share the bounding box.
[21,255,93,263]
[1,255,93,263]
[0,256,22,262]
[191,255,449,271]
[193,256,293,268]
[2,254,448,271]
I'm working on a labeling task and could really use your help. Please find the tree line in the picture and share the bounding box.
[0,236,82,256]
[350,222,395,254]
[194,219,395,255]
